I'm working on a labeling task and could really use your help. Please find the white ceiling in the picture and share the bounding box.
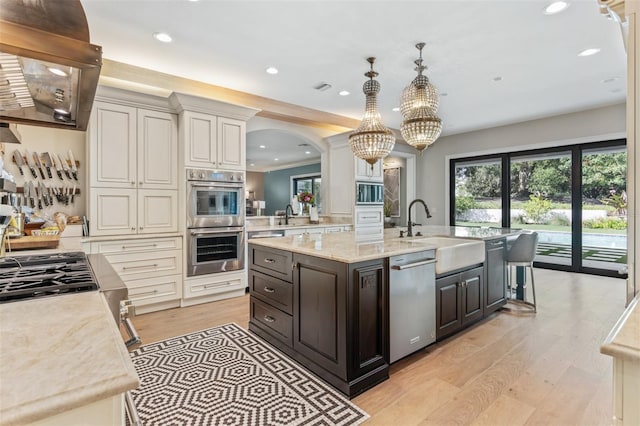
[81,0,627,168]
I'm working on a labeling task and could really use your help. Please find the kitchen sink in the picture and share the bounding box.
[398,237,485,274]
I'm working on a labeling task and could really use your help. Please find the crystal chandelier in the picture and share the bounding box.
[349,57,396,168]
[400,43,442,153]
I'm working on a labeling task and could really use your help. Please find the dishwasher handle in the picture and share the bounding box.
[390,258,436,270]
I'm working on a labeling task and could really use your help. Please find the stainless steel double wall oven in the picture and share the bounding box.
[186,169,245,277]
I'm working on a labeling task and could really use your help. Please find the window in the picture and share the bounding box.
[450,139,626,277]
[291,174,321,210]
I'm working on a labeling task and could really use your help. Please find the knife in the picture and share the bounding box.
[12,150,24,176]
[50,154,63,179]
[28,181,36,209]
[24,150,38,179]
[58,153,72,180]
[24,183,31,208]
[40,182,49,207]
[42,152,54,179]
[33,151,46,179]
[68,149,78,181]
[70,184,76,204]
[46,183,54,206]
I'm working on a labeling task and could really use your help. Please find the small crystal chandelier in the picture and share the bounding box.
[349,57,395,168]
[400,42,442,153]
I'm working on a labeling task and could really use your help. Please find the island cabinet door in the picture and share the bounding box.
[293,254,348,380]
[347,260,388,379]
[436,273,462,340]
[461,266,484,325]
[484,238,507,314]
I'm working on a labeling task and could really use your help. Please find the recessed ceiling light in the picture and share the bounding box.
[250,163,255,166]
[339,90,350,96]
[543,1,569,15]
[493,76,503,82]
[578,48,600,57]
[153,32,172,43]
[610,88,623,93]
[259,145,266,149]
[48,67,67,77]
[602,76,621,84]
[392,107,400,112]
[265,67,279,75]
[305,151,311,154]
[274,158,279,161]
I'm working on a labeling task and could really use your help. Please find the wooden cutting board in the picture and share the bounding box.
[5,235,60,250]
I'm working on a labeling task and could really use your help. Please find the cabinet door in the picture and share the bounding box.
[89,102,137,188]
[355,157,383,182]
[137,109,178,189]
[485,239,507,314]
[90,188,137,236]
[436,273,462,340]
[293,254,348,379]
[349,261,387,379]
[461,267,484,325]
[183,111,217,168]
[137,190,178,234]
[217,117,245,170]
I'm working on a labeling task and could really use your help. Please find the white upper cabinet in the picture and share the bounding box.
[355,157,383,182]
[90,101,177,189]
[217,117,245,169]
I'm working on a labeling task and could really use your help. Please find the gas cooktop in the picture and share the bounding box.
[0,252,99,303]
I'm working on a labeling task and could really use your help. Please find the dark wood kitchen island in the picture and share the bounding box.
[247,227,520,398]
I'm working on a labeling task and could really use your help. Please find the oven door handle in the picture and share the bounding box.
[190,229,244,236]
[189,182,243,189]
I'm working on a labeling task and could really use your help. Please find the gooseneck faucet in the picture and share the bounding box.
[285,204,294,225]
[407,199,432,237]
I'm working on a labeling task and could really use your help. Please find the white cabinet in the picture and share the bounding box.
[88,98,179,237]
[90,102,177,189]
[355,157,383,181]
[90,189,177,236]
[354,205,384,241]
[181,111,246,170]
[88,236,183,314]
[183,270,246,301]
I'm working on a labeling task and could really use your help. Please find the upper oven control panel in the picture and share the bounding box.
[186,169,244,182]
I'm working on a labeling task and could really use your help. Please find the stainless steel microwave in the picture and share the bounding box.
[356,181,384,205]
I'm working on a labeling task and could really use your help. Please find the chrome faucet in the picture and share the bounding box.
[285,204,294,225]
[407,199,432,237]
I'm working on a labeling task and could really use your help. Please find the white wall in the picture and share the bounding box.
[2,124,87,220]
[416,103,626,225]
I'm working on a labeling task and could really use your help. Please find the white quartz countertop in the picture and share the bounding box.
[601,296,640,362]
[0,292,139,425]
[248,226,518,264]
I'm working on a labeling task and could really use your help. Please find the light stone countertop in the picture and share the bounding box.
[0,291,139,425]
[601,295,640,362]
[247,226,517,264]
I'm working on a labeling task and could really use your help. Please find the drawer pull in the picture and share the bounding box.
[361,215,378,219]
[121,243,158,250]
[132,289,159,297]
[204,281,234,289]
[263,286,275,293]
[263,258,276,264]
[122,263,158,271]
[263,315,276,323]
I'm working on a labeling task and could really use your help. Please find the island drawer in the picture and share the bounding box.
[250,270,293,315]
[249,245,292,282]
[251,297,292,346]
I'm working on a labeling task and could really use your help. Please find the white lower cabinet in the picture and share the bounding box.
[354,206,384,241]
[88,236,183,314]
[30,394,124,426]
[182,270,246,306]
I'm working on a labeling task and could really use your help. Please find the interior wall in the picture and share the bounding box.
[245,171,264,202]
[263,163,321,216]
[1,124,87,220]
[416,103,626,226]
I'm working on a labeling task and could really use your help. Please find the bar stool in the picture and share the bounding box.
[506,231,539,312]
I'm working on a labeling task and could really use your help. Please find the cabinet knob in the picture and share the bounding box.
[139,181,143,185]
[139,226,144,230]
[131,181,135,185]
[131,227,135,231]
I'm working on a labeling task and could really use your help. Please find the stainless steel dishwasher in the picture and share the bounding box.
[389,250,437,363]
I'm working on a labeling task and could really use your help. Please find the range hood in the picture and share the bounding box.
[0,0,102,131]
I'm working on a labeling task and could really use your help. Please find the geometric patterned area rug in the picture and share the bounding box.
[130,323,369,425]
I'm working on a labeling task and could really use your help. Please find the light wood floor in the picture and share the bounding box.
[130,268,626,426]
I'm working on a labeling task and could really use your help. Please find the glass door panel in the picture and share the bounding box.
[581,147,627,272]
[510,152,572,266]
[453,159,502,226]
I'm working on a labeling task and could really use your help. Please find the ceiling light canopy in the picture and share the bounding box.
[349,57,395,168]
[400,42,442,153]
